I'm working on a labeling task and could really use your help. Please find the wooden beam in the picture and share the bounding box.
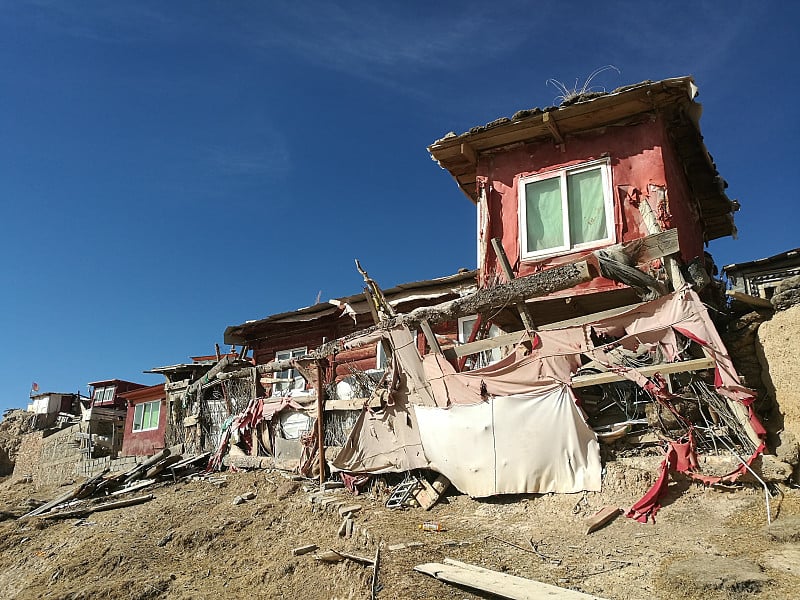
[460,142,477,165]
[419,319,442,355]
[538,302,646,331]
[726,290,774,310]
[315,362,326,488]
[443,330,528,360]
[491,238,535,330]
[317,261,590,358]
[604,229,680,266]
[542,111,564,145]
[570,356,715,388]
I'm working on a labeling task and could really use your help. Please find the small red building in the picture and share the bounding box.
[119,384,167,457]
[88,379,147,411]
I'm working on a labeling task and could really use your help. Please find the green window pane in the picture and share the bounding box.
[133,404,144,430]
[567,168,606,245]
[525,177,563,253]
[147,402,159,429]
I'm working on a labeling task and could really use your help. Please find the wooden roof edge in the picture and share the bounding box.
[428,77,695,159]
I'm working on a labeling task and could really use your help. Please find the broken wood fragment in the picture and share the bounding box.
[371,544,381,600]
[726,290,774,310]
[585,506,622,534]
[41,494,155,520]
[292,544,318,556]
[413,474,450,511]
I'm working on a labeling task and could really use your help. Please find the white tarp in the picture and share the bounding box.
[415,384,601,497]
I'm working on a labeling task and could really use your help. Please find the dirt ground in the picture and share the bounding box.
[0,463,798,600]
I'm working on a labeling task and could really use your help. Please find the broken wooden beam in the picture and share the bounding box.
[726,290,774,310]
[317,261,591,357]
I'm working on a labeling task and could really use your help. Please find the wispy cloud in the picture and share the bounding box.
[204,143,290,177]
[242,1,537,90]
[2,0,184,44]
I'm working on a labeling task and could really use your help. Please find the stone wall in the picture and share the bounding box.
[75,456,138,479]
[10,431,44,482]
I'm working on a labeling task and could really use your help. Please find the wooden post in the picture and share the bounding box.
[315,361,326,487]
[419,319,442,355]
[491,237,535,330]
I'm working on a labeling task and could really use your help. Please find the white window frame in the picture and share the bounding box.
[93,385,116,404]
[457,315,503,369]
[518,158,614,261]
[132,399,160,432]
[274,347,308,395]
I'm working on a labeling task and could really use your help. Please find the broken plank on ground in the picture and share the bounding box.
[414,558,608,600]
[585,506,622,534]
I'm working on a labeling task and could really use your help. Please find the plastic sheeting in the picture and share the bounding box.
[415,384,601,497]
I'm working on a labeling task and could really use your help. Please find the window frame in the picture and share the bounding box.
[274,346,308,395]
[93,385,116,405]
[518,158,615,261]
[132,399,161,433]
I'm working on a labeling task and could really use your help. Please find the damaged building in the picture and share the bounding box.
[12,77,776,525]
[178,76,770,523]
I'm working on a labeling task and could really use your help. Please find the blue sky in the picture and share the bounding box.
[1,1,798,411]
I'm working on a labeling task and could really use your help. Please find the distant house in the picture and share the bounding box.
[723,248,800,300]
[26,392,83,428]
[84,379,148,458]
[428,77,738,326]
[146,354,251,454]
[119,384,167,457]
[88,379,147,411]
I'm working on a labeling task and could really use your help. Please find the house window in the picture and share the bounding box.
[518,159,614,259]
[132,400,160,432]
[274,347,307,396]
[93,385,116,405]
[458,316,503,369]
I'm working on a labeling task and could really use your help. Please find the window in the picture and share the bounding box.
[274,347,307,396]
[132,400,160,432]
[92,385,116,405]
[519,159,614,259]
[457,316,503,369]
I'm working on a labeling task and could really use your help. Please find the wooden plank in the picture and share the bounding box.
[538,302,646,331]
[602,229,680,265]
[444,330,528,360]
[460,142,477,165]
[570,356,715,388]
[414,558,608,599]
[543,111,564,144]
[585,506,622,534]
[726,290,774,309]
[420,319,443,355]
